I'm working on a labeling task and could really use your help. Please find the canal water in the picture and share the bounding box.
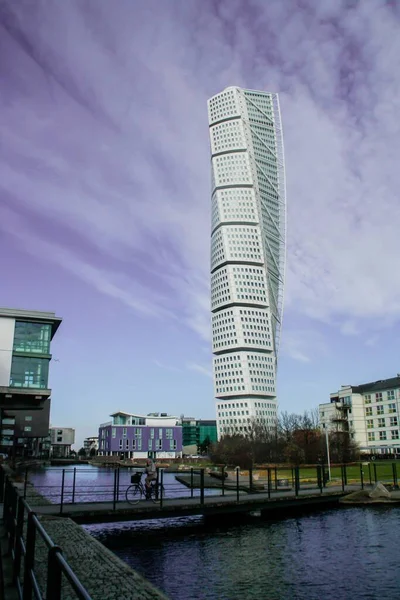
[30,466,400,600]
[28,463,219,503]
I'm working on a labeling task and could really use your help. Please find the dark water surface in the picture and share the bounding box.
[86,507,400,600]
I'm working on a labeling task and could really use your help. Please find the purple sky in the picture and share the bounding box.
[1,0,400,448]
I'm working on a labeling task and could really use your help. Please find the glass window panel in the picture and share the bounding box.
[13,322,51,354]
[10,356,49,389]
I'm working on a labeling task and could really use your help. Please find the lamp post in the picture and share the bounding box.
[325,425,331,481]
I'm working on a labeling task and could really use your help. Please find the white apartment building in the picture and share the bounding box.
[319,376,400,456]
[50,426,75,458]
[208,87,286,438]
[84,436,99,454]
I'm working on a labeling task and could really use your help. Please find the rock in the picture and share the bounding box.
[340,490,371,503]
[340,482,393,504]
[369,482,391,499]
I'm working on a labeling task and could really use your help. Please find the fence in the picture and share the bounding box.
[16,461,400,513]
[1,469,92,600]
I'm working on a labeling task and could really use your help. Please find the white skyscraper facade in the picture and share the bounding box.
[208,87,286,438]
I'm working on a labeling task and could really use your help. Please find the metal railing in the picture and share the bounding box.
[14,461,400,513]
[5,461,398,524]
[1,470,92,600]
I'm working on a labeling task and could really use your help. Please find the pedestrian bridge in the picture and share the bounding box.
[14,461,394,524]
[32,485,354,524]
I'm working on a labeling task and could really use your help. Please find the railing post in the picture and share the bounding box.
[291,467,294,490]
[3,477,9,528]
[368,462,372,485]
[190,467,194,499]
[23,512,36,600]
[373,462,377,483]
[24,468,28,499]
[267,468,271,499]
[59,469,65,515]
[341,465,345,492]
[116,467,120,503]
[322,464,326,488]
[360,463,364,490]
[46,546,63,600]
[221,465,225,497]
[112,468,117,511]
[160,469,164,509]
[249,467,253,493]
[0,466,4,502]
[236,467,240,502]
[317,465,323,493]
[344,464,347,486]
[274,466,278,492]
[392,462,398,488]
[200,469,205,505]
[72,467,76,504]
[8,485,17,555]
[294,467,300,496]
[13,498,24,583]
[2,477,6,524]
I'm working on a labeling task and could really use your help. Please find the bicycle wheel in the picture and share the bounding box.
[125,484,142,505]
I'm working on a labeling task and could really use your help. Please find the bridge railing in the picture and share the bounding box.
[14,461,398,513]
[1,471,92,599]
[11,461,400,515]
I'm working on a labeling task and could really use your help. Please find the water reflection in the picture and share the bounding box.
[27,464,220,503]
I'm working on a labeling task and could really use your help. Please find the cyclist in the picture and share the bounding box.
[145,457,157,498]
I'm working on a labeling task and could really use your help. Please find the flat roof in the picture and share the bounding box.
[0,308,62,339]
[109,411,178,419]
[352,376,400,394]
[332,376,400,395]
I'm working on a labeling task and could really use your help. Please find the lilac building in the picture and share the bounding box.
[98,411,183,459]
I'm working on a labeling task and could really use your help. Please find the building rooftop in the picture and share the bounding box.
[109,411,177,419]
[352,376,400,394]
[0,308,62,338]
[332,376,400,396]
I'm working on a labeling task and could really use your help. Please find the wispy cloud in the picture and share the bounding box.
[281,329,329,364]
[153,360,182,373]
[186,363,213,379]
[340,321,360,337]
[1,0,400,347]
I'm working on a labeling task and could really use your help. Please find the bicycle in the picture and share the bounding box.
[125,472,165,504]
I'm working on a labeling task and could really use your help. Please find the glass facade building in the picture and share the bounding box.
[182,418,217,452]
[10,321,52,389]
[208,87,286,437]
[0,308,62,456]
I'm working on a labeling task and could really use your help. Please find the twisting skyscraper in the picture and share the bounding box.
[208,87,286,437]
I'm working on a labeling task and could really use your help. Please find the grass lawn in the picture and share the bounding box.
[251,462,399,485]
